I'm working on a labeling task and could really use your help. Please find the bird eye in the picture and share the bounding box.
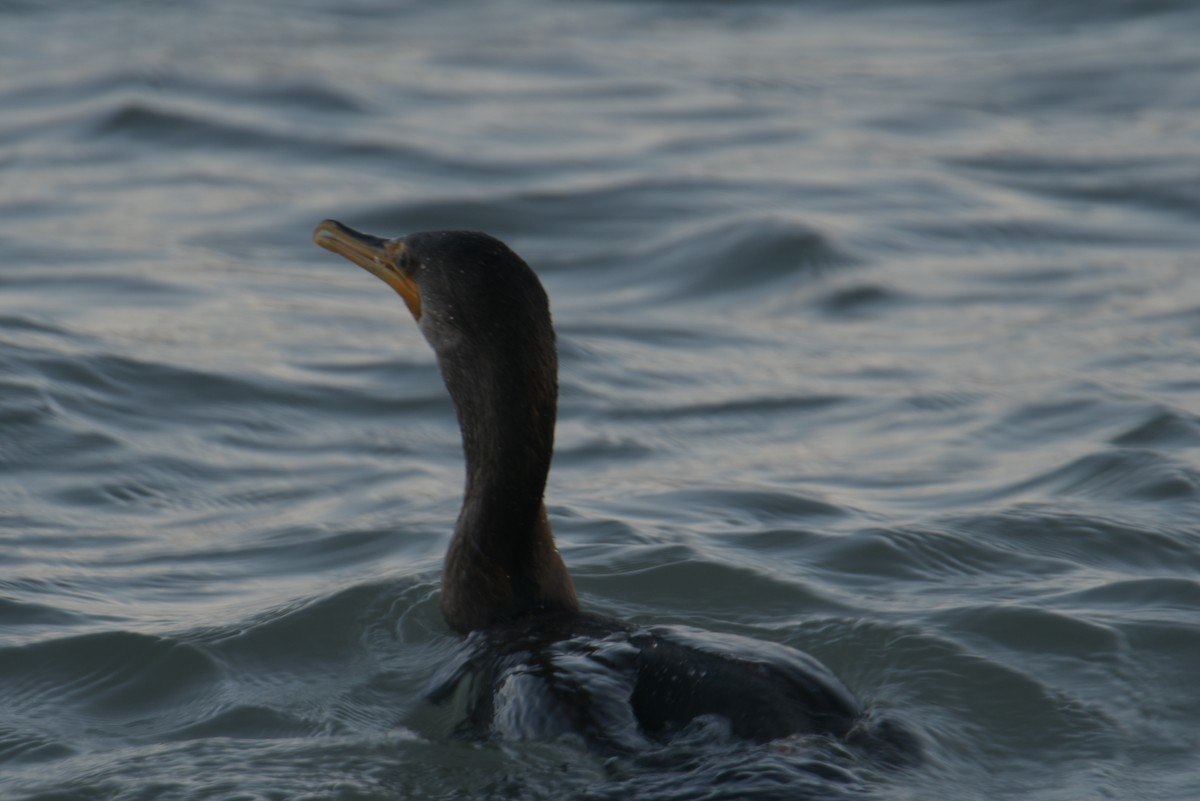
[387,242,414,273]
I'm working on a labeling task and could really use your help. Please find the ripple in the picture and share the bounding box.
[654,487,847,525]
[607,393,848,422]
[0,597,84,629]
[811,523,1058,587]
[812,284,906,319]
[1026,449,1200,503]
[74,95,497,180]
[86,98,360,153]
[1053,576,1200,616]
[633,215,857,303]
[936,604,1122,659]
[949,152,1200,224]
[864,625,1116,761]
[165,704,319,741]
[342,176,750,249]
[1111,407,1200,448]
[944,509,1200,575]
[0,631,222,751]
[906,216,1185,254]
[586,554,855,622]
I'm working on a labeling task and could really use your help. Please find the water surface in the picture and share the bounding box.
[3,1,1200,799]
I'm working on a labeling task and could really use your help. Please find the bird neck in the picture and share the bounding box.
[437,350,578,633]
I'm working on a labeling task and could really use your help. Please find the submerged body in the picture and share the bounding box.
[313,221,876,750]
[431,612,862,752]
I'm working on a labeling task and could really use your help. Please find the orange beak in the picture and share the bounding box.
[313,219,422,320]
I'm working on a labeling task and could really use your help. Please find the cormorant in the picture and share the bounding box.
[313,220,874,752]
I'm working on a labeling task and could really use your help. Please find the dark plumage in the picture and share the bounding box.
[313,220,880,752]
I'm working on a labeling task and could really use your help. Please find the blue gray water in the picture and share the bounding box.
[3,1,1200,798]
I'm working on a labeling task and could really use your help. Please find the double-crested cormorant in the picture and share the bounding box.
[312,220,870,751]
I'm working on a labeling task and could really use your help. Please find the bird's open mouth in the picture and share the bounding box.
[313,219,422,320]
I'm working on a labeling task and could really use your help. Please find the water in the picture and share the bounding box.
[3,0,1200,798]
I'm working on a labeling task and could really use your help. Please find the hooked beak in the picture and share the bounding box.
[313,219,422,320]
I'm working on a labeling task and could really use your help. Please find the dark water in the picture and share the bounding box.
[3,0,1200,798]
